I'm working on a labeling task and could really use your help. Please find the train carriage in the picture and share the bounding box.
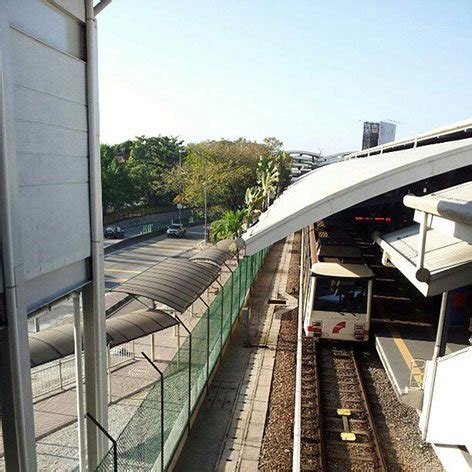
[304,219,375,341]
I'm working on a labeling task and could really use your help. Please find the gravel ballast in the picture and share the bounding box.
[259,232,444,471]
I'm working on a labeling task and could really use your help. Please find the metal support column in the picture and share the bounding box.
[142,352,165,471]
[422,291,449,441]
[84,2,108,467]
[73,293,86,471]
[151,333,156,361]
[175,315,192,436]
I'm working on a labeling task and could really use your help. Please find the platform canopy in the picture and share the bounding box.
[190,247,233,267]
[242,138,472,255]
[111,258,220,313]
[29,308,178,368]
[375,225,472,297]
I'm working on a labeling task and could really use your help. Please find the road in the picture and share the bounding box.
[104,225,205,288]
[29,225,205,332]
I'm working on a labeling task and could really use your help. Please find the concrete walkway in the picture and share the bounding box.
[175,236,294,472]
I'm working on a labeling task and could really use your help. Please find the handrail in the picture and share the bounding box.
[292,229,305,471]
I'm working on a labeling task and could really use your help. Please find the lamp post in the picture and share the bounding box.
[204,164,208,245]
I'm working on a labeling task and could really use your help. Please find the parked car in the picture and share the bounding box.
[166,223,187,238]
[104,226,125,239]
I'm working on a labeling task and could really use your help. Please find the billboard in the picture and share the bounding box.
[1,0,93,314]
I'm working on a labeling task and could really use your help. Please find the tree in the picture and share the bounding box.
[127,136,186,206]
[166,138,272,214]
[100,144,136,212]
[209,209,246,243]
[257,155,279,209]
[244,186,264,226]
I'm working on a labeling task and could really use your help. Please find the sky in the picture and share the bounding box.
[97,0,472,154]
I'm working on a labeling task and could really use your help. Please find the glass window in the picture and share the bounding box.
[314,277,368,313]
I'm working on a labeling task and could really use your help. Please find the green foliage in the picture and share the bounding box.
[101,135,292,222]
[209,209,246,243]
[100,144,137,211]
[166,138,271,214]
[127,136,186,206]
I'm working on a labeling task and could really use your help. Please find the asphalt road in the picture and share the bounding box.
[29,225,206,332]
[104,225,205,288]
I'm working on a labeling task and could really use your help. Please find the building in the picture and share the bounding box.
[362,121,397,149]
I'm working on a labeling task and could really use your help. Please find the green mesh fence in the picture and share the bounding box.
[97,248,269,471]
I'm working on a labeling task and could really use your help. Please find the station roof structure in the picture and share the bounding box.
[242,137,472,255]
[29,308,178,367]
[375,226,472,297]
[110,258,220,313]
[375,181,472,297]
[404,181,472,226]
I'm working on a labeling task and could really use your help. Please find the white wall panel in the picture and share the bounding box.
[2,0,93,312]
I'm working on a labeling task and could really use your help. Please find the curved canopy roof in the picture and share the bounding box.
[190,247,233,267]
[242,138,472,255]
[29,308,178,367]
[216,238,244,252]
[111,258,220,313]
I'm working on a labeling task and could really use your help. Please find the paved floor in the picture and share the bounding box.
[175,236,294,472]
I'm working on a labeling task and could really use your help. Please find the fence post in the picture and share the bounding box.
[219,283,223,361]
[229,268,234,336]
[142,352,165,472]
[206,307,210,390]
[58,359,63,390]
[86,413,117,472]
[176,315,192,437]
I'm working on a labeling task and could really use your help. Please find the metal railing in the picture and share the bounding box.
[31,341,136,401]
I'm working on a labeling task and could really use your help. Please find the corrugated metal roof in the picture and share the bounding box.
[29,308,178,368]
[375,225,472,296]
[242,138,472,255]
[190,247,233,266]
[111,259,220,313]
[403,181,472,224]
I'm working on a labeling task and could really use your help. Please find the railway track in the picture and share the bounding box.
[300,340,387,471]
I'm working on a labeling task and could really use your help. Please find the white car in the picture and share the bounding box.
[166,223,187,238]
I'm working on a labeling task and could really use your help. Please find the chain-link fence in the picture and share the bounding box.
[96,248,269,471]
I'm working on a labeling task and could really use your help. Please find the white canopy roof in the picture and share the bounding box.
[375,225,472,297]
[242,138,472,255]
[404,181,472,225]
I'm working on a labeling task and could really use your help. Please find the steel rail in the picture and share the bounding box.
[352,350,388,471]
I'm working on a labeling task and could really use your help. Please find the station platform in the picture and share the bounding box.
[374,320,469,398]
